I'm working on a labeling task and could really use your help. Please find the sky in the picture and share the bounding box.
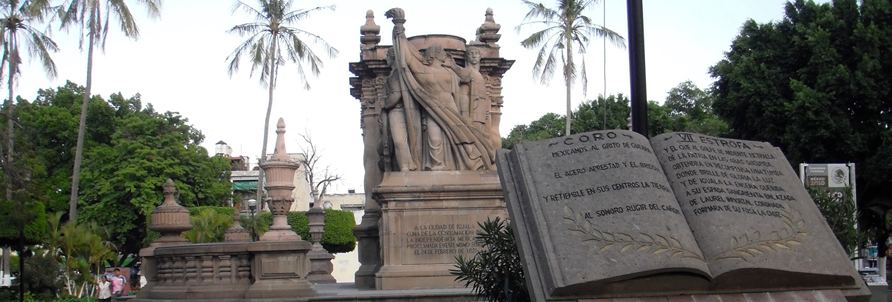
[12,0,820,194]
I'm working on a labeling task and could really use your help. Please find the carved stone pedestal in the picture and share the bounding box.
[353,209,381,289]
[374,171,506,290]
[245,240,316,299]
[307,251,336,284]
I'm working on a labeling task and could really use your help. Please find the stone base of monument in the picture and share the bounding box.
[244,240,316,299]
[373,170,507,290]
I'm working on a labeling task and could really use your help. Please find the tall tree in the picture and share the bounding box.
[663,80,728,136]
[226,0,338,205]
[516,0,625,137]
[15,82,232,263]
[59,0,162,222]
[710,0,892,252]
[0,0,58,200]
[296,131,341,207]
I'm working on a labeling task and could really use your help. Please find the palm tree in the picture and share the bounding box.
[59,0,162,222]
[226,0,338,204]
[516,0,625,136]
[0,0,58,199]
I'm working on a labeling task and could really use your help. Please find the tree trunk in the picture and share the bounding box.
[6,36,16,201]
[69,34,95,222]
[255,38,279,208]
[565,36,573,137]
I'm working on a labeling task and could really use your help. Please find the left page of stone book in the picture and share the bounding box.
[497,130,711,299]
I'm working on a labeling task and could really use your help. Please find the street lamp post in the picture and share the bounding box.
[247,199,257,241]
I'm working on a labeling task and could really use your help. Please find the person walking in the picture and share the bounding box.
[110,268,127,301]
[96,276,112,302]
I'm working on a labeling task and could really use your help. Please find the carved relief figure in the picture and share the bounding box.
[384,8,494,171]
[446,47,489,133]
[381,48,419,171]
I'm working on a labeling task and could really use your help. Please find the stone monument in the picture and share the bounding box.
[349,7,513,290]
[497,130,870,301]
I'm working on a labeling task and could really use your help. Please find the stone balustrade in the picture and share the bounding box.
[137,242,254,300]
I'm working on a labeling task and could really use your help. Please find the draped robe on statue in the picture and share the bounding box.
[385,8,494,171]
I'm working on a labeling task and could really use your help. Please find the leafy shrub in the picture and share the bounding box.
[188,206,234,218]
[287,212,310,239]
[451,217,529,302]
[322,210,356,253]
[809,188,865,256]
[182,209,233,243]
[185,207,355,254]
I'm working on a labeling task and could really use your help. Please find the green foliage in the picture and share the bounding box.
[0,201,48,246]
[663,80,729,136]
[809,188,865,256]
[502,89,728,148]
[451,217,529,302]
[44,212,116,297]
[9,82,233,262]
[182,209,233,243]
[14,251,65,301]
[571,94,632,134]
[321,210,357,254]
[228,209,354,253]
[502,113,564,149]
[189,206,235,217]
[288,212,310,239]
[709,0,892,251]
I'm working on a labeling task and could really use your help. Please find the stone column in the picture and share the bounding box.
[306,191,336,283]
[352,10,385,289]
[244,117,316,299]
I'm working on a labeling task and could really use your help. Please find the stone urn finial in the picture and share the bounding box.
[476,7,502,46]
[259,118,301,241]
[224,203,250,242]
[148,179,192,246]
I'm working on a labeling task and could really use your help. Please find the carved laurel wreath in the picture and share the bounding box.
[563,205,704,260]
[707,209,807,261]
[563,204,807,262]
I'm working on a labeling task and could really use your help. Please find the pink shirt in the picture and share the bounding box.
[110,276,125,293]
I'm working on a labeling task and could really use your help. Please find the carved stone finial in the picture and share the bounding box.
[259,118,301,241]
[148,179,192,246]
[163,178,176,195]
[476,7,502,46]
[360,10,380,49]
[271,118,290,161]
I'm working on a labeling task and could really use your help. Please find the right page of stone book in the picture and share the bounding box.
[650,132,858,291]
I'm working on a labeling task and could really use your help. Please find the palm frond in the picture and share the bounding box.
[22,24,58,78]
[284,26,338,59]
[518,25,561,49]
[231,1,263,20]
[135,0,160,19]
[228,22,266,37]
[281,4,334,24]
[225,31,263,76]
[108,0,139,39]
